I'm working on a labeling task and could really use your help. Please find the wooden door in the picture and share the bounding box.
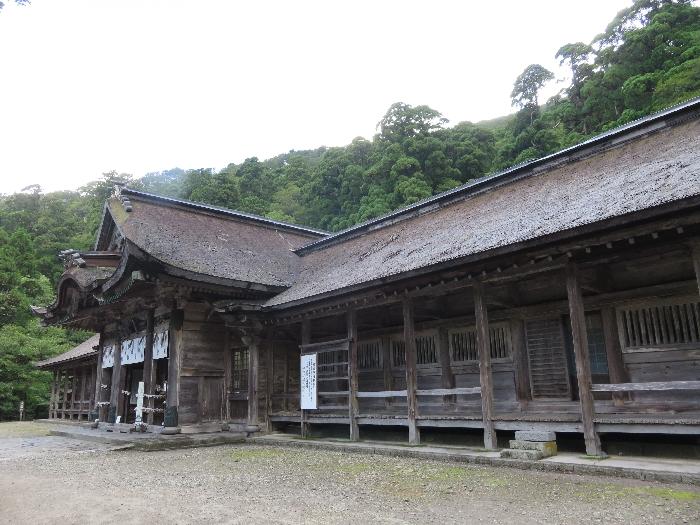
[228,348,249,421]
[525,318,572,400]
[200,377,225,422]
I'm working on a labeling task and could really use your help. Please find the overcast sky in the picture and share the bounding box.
[0,0,632,195]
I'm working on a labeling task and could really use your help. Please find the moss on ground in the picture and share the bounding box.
[0,422,51,438]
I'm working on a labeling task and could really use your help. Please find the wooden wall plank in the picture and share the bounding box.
[509,318,530,407]
[602,307,628,406]
[437,327,455,404]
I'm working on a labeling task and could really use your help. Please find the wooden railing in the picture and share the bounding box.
[592,381,700,392]
[355,387,481,398]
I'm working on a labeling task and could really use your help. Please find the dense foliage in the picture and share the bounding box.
[0,0,698,420]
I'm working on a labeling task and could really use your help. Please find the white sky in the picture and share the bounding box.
[0,0,632,195]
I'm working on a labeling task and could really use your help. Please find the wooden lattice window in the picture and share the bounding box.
[391,340,406,367]
[390,331,438,367]
[358,339,382,370]
[617,297,700,351]
[449,322,512,362]
[231,348,249,392]
[416,333,438,364]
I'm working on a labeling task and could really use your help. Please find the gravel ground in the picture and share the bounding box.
[1,443,700,524]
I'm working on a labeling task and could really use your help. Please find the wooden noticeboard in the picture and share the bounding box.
[300,353,317,410]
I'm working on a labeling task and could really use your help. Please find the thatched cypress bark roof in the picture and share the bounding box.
[266,101,700,307]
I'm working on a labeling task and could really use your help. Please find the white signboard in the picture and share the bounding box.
[121,336,146,365]
[153,328,169,360]
[102,345,115,368]
[300,353,317,410]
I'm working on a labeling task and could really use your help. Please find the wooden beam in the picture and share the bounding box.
[566,263,604,456]
[437,327,455,404]
[509,318,531,408]
[347,309,360,441]
[300,319,311,438]
[474,281,497,449]
[402,298,420,445]
[143,309,155,425]
[601,307,628,406]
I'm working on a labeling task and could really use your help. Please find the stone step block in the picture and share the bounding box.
[509,439,557,457]
[514,430,556,442]
[500,448,544,461]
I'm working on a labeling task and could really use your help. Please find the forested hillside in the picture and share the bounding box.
[1,0,699,420]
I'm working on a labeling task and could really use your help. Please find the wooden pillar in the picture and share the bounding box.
[402,298,420,445]
[566,263,604,456]
[601,307,628,406]
[283,347,290,412]
[108,339,122,424]
[474,281,497,449]
[265,336,274,432]
[223,330,232,423]
[87,365,95,416]
[692,243,700,297]
[49,370,57,419]
[300,319,311,438]
[437,326,455,404]
[347,309,360,441]
[509,318,531,409]
[70,367,78,420]
[79,367,88,420]
[165,309,183,430]
[381,335,393,409]
[247,335,260,427]
[60,369,67,419]
[143,310,156,425]
[93,333,104,420]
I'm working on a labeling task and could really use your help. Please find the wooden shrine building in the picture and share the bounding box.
[36,98,700,455]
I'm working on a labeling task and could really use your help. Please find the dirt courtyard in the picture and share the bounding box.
[1,424,700,524]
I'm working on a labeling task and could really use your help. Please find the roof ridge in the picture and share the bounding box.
[119,188,329,237]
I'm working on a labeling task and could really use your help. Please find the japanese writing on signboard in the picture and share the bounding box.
[300,353,317,410]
